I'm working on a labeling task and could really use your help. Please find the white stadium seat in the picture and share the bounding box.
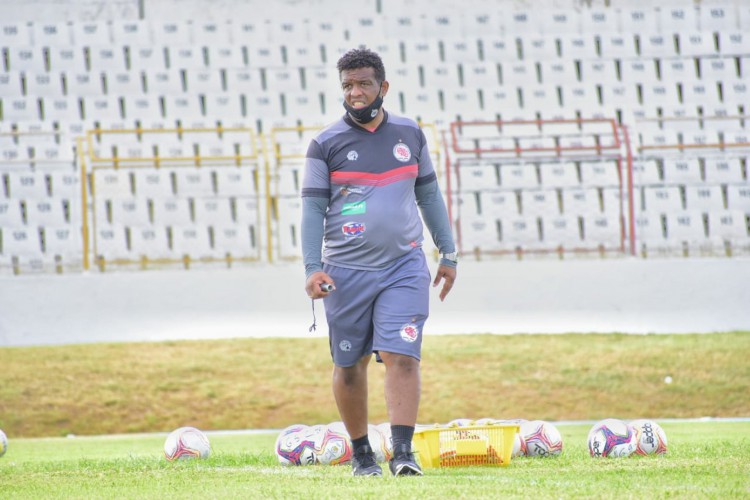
[500,164,539,189]
[128,45,167,72]
[542,214,582,248]
[660,5,699,33]
[726,185,750,213]
[704,157,744,184]
[108,198,152,226]
[1,226,43,256]
[42,225,83,260]
[708,210,749,244]
[25,199,68,226]
[0,200,25,227]
[193,197,233,225]
[151,198,192,226]
[663,158,703,185]
[643,186,684,213]
[685,185,725,212]
[582,213,622,247]
[562,188,601,215]
[665,211,708,246]
[129,225,173,259]
[48,47,87,72]
[501,215,542,249]
[479,191,520,217]
[71,21,112,46]
[521,189,560,216]
[213,224,258,257]
[171,225,216,259]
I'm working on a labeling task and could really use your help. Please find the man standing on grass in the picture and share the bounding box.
[301,47,457,476]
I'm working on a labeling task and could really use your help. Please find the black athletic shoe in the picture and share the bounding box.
[351,444,382,477]
[389,443,423,476]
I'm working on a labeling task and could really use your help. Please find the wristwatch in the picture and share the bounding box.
[440,252,459,263]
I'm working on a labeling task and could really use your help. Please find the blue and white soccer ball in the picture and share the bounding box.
[0,429,8,457]
[588,418,637,458]
[163,426,211,461]
[630,419,668,455]
[520,420,563,457]
[275,424,318,466]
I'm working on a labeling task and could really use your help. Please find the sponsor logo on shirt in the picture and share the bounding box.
[342,222,366,237]
[393,142,411,162]
[340,185,364,196]
[342,201,366,215]
[400,323,419,343]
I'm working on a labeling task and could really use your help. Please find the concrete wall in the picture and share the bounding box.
[1,257,748,347]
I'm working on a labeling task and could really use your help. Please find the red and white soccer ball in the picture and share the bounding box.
[164,426,211,461]
[519,420,563,457]
[375,422,393,460]
[588,418,638,458]
[630,419,668,455]
[0,429,8,457]
[275,424,318,466]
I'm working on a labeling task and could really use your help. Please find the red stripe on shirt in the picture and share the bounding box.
[331,164,418,186]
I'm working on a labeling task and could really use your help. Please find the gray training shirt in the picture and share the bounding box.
[301,111,455,275]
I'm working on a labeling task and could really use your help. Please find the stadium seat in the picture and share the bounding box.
[0,199,25,227]
[306,18,346,44]
[704,157,744,184]
[598,34,638,59]
[619,59,659,85]
[276,196,302,258]
[726,185,750,213]
[503,10,538,35]
[42,225,83,261]
[0,21,32,46]
[581,8,617,34]
[92,169,132,199]
[23,71,63,98]
[104,71,144,95]
[215,167,257,197]
[6,171,48,198]
[193,197,233,225]
[582,213,622,247]
[698,4,735,32]
[25,198,69,226]
[129,225,173,259]
[234,196,260,224]
[461,10,501,37]
[620,6,660,34]
[192,20,232,47]
[541,9,581,34]
[500,163,539,189]
[678,31,718,56]
[501,215,543,250]
[643,186,684,213]
[541,214,582,249]
[562,188,601,215]
[539,162,579,188]
[456,162,499,191]
[213,223,258,257]
[722,80,749,105]
[538,60,578,86]
[685,185,725,212]
[717,31,750,56]
[521,189,560,216]
[284,41,326,67]
[665,210,708,246]
[111,19,152,45]
[661,158,702,185]
[0,71,24,97]
[107,197,152,226]
[92,224,131,261]
[205,45,245,69]
[502,61,538,86]
[127,45,166,73]
[166,45,207,70]
[7,46,47,72]
[521,35,560,61]
[152,21,193,46]
[402,39,440,65]
[64,71,105,96]
[707,210,749,245]
[47,46,87,73]
[172,224,216,259]
[246,43,285,68]
[71,21,112,47]
[422,63,462,89]
[88,46,128,72]
[580,161,621,188]
[480,36,518,63]
[458,215,500,251]
[479,190,519,217]
[1,226,43,256]
[224,68,264,93]
[442,38,481,64]
[150,198,191,226]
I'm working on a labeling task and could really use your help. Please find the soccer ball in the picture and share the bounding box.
[631,419,668,455]
[368,424,392,462]
[446,418,474,427]
[375,422,393,458]
[588,419,637,458]
[275,424,318,466]
[0,429,7,457]
[520,420,563,457]
[164,426,211,461]
[317,423,353,465]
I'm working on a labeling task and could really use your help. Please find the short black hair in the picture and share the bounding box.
[336,47,386,83]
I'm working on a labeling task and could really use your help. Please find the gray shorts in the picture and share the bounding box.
[323,249,431,367]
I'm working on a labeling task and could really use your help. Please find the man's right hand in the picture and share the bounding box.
[305,271,335,299]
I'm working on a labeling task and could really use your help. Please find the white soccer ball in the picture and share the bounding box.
[275,424,318,466]
[164,426,211,461]
[446,418,474,427]
[0,429,7,457]
[630,419,668,455]
[520,420,563,457]
[588,418,637,458]
[367,424,392,462]
[375,422,393,458]
[317,423,352,465]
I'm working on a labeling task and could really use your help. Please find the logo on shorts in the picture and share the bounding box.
[393,142,411,162]
[339,340,352,352]
[400,323,419,343]
[347,150,358,161]
[342,222,365,238]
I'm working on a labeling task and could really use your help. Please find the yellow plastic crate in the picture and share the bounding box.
[413,424,520,469]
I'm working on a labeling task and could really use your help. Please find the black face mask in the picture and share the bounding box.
[343,94,383,124]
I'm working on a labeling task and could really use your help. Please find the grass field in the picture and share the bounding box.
[1,421,749,498]
[1,332,749,497]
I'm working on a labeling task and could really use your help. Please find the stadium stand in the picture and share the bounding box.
[0,2,749,274]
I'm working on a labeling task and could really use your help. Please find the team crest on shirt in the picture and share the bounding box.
[347,150,358,161]
[342,222,366,238]
[400,323,419,343]
[393,142,411,162]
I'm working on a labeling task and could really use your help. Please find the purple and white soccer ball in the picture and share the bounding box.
[520,420,563,457]
[588,418,638,458]
[275,424,318,466]
[163,426,211,461]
